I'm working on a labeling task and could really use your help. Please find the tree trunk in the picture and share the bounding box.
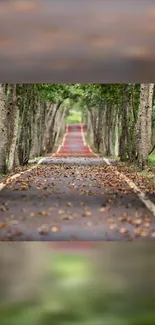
[54,106,66,144]
[0,84,7,173]
[119,85,129,161]
[135,83,154,169]
[114,109,119,157]
[7,85,20,172]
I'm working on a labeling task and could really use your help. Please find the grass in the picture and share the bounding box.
[66,110,82,124]
[0,253,90,325]
[1,252,155,325]
[148,151,155,167]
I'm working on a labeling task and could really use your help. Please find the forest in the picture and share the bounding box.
[0,83,154,174]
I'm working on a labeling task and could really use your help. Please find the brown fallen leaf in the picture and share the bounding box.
[99,207,109,212]
[51,226,61,232]
[39,211,50,216]
[127,217,132,223]
[119,227,128,234]
[134,228,141,235]
[144,222,150,228]
[109,223,117,230]
[72,213,79,218]
[30,212,35,217]
[0,205,7,212]
[67,202,73,207]
[58,210,65,215]
[0,223,6,229]
[83,211,92,217]
[21,186,28,191]
[144,217,151,223]
[133,219,142,226]
[141,229,149,237]
[118,217,127,222]
[61,215,73,220]
[38,224,49,234]
[8,231,22,238]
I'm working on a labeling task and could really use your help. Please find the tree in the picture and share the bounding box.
[0,84,7,173]
[135,83,154,169]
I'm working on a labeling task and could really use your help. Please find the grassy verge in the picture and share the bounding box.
[148,152,155,168]
[1,252,155,325]
[0,253,89,325]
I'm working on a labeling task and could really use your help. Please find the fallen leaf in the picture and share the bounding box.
[67,202,73,207]
[72,213,79,218]
[8,231,22,238]
[38,224,49,234]
[133,219,142,226]
[118,216,127,222]
[58,210,65,215]
[141,229,149,237]
[99,207,109,212]
[30,212,35,217]
[144,217,151,223]
[0,205,7,212]
[144,222,150,228]
[61,215,73,220]
[134,228,141,235]
[39,211,50,216]
[51,226,61,232]
[119,227,128,234]
[83,211,92,217]
[0,223,6,229]
[109,223,117,230]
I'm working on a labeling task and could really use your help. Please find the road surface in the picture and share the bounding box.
[0,124,155,241]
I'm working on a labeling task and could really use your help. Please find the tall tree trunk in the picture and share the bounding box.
[0,84,7,173]
[18,84,32,165]
[119,85,129,161]
[54,106,66,144]
[30,98,41,159]
[7,85,20,172]
[46,101,62,153]
[135,83,154,169]
[114,108,119,157]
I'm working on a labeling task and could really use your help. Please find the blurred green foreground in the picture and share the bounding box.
[0,243,155,325]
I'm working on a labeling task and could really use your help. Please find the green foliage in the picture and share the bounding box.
[36,84,79,103]
[66,110,82,124]
[149,152,155,167]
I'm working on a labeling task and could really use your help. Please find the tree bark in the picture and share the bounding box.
[7,85,20,172]
[0,84,7,173]
[135,83,154,169]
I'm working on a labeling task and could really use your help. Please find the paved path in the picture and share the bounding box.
[0,124,155,241]
[53,124,97,158]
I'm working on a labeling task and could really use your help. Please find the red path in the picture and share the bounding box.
[53,124,97,158]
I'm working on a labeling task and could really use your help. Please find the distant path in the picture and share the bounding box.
[52,124,97,158]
